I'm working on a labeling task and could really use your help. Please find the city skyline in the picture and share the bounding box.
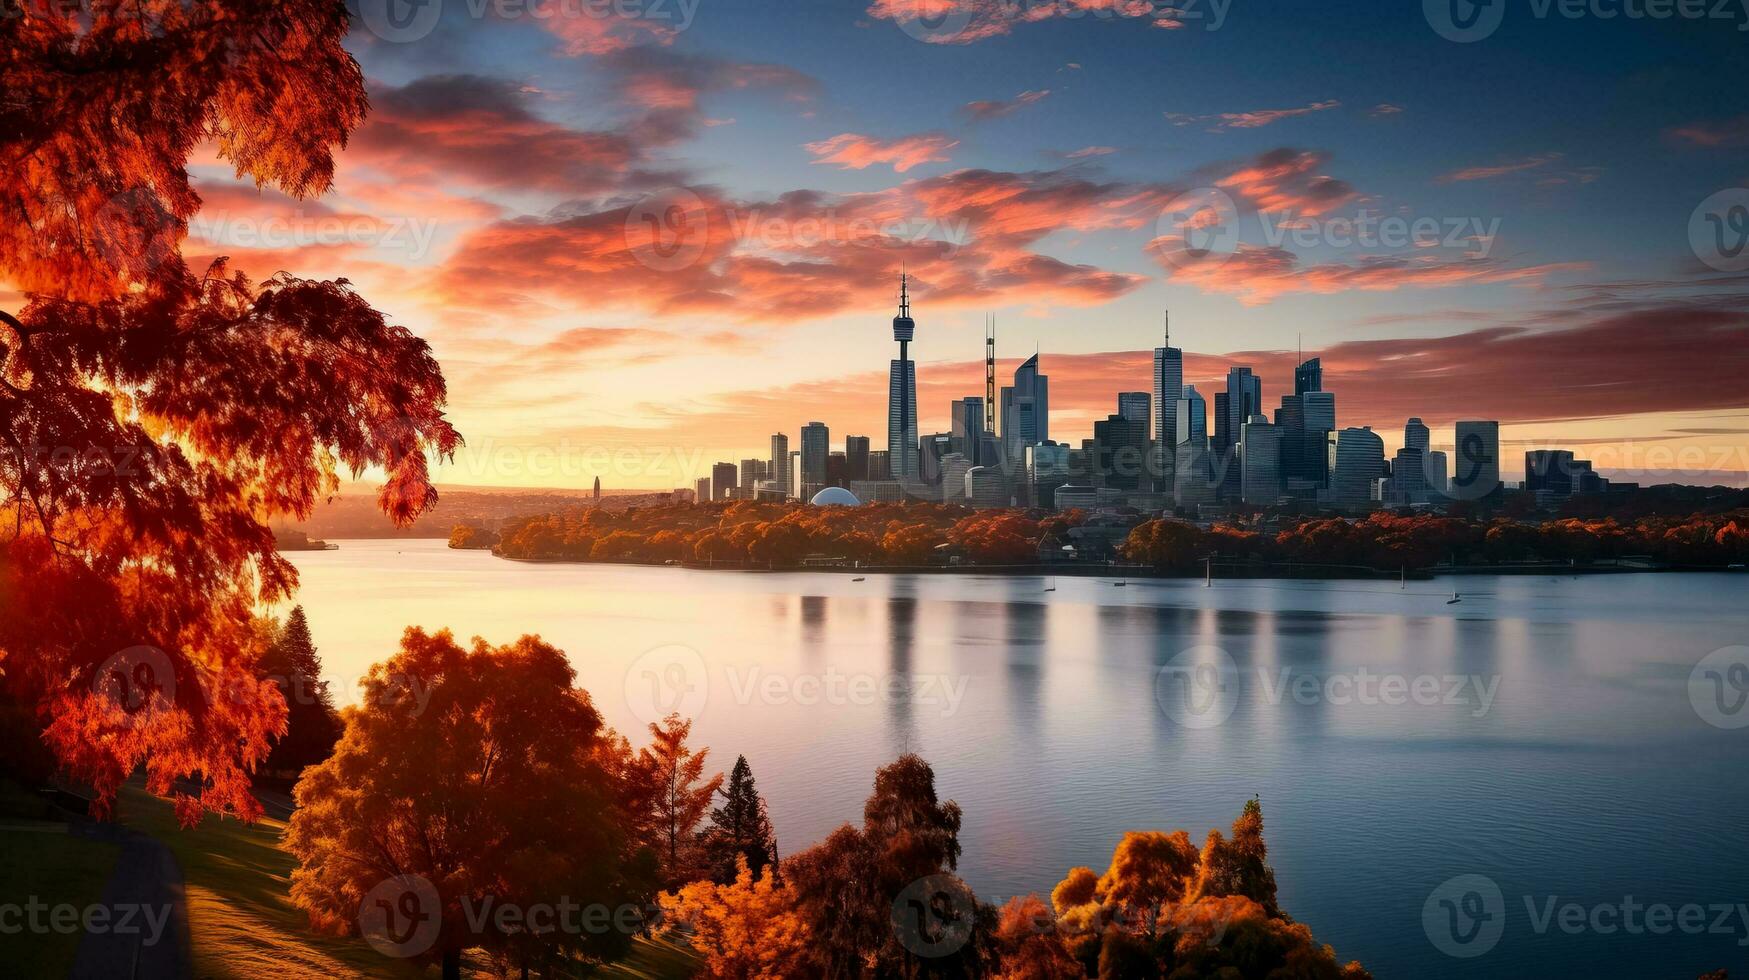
[69,0,1749,491]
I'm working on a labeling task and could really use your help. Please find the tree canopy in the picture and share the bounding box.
[1,0,457,822]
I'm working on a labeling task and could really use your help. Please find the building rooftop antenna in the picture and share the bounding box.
[985,314,997,434]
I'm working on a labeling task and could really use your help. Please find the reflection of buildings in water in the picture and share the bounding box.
[886,595,919,752]
[1001,588,1049,734]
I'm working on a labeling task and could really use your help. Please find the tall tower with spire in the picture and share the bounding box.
[1153,311,1183,492]
[887,274,919,482]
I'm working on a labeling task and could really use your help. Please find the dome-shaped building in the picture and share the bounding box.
[809,486,862,507]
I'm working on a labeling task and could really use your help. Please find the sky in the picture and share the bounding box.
[171,0,1749,488]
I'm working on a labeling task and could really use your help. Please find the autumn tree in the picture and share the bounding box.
[1189,796,1280,916]
[659,856,811,979]
[286,629,650,980]
[640,712,724,885]
[258,606,340,776]
[0,0,457,822]
[700,754,779,884]
[785,753,995,977]
[993,894,1081,980]
[1097,830,1200,939]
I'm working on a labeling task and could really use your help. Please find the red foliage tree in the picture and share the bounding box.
[1,0,457,821]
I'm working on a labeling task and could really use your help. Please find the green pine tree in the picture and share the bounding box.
[260,606,340,776]
[702,754,777,883]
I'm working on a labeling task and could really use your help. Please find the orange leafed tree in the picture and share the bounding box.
[286,629,647,980]
[0,0,458,821]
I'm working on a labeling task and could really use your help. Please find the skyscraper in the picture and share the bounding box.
[950,396,984,463]
[1153,315,1182,493]
[1295,357,1323,395]
[770,433,790,496]
[694,476,710,503]
[1241,416,1284,507]
[1405,417,1430,454]
[887,275,919,482]
[1451,420,1502,502]
[1220,367,1261,450]
[1330,427,1385,513]
[1175,385,1207,447]
[1000,352,1049,459]
[1117,391,1150,424]
[801,421,830,489]
[1093,412,1148,491]
[712,461,738,501]
[845,435,871,480]
[592,476,601,504]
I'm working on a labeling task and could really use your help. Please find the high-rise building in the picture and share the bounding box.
[1302,390,1335,431]
[966,466,1010,509]
[1217,368,1260,449]
[845,435,871,481]
[1175,385,1207,447]
[919,432,954,485]
[1404,417,1431,454]
[711,461,739,501]
[868,449,891,482]
[1295,357,1323,395]
[1118,391,1150,424]
[1026,442,1071,510]
[1241,416,1284,506]
[1525,449,1578,497]
[1425,450,1449,498]
[939,453,973,503]
[1000,353,1049,458]
[592,476,601,504]
[1391,447,1429,505]
[801,421,830,489]
[950,397,984,463]
[770,433,790,496]
[1174,441,1215,510]
[694,476,710,503]
[1330,427,1385,513]
[1451,420,1502,502]
[1153,317,1183,493]
[887,275,919,482]
[739,458,767,490]
[1093,412,1148,492]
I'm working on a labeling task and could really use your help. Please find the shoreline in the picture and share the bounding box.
[469,549,1742,579]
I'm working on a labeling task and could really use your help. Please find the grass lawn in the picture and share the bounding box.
[0,784,122,979]
[113,784,698,980]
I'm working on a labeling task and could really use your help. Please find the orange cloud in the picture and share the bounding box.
[1166,100,1342,131]
[804,132,960,173]
[1436,152,1563,183]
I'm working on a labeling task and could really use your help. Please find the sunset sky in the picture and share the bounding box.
[123,0,1749,488]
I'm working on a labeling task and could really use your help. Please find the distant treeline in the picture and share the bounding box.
[454,501,1749,571]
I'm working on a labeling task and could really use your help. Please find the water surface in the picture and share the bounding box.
[286,540,1749,979]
